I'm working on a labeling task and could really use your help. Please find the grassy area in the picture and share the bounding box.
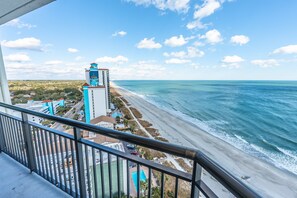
[146,128,160,137]
[138,147,166,160]
[130,107,142,118]
[120,96,129,105]
[176,158,193,173]
[9,80,84,104]
[139,119,152,128]
[155,136,169,142]
[110,87,121,97]
[120,107,133,120]
[133,129,149,137]
[163,160,176,169]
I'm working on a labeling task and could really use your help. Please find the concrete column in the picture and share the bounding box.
[0,45,12,113]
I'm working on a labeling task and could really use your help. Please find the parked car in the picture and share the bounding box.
[127,144,135,149]
[130,150,139,155]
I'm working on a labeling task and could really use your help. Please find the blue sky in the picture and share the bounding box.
[1,0,297,80]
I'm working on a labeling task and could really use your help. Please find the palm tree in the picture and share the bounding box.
[152,187,161,198]
[140,181,148,197]
[130,124,136,133]
[123,118,129,127]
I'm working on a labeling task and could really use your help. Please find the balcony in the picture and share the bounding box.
[0,153,71,197]
[0,102,259,198]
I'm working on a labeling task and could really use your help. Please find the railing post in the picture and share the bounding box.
[74,127,87,198]
[191,162,202,198]
[0,115,6,153]
[21,112,36,172]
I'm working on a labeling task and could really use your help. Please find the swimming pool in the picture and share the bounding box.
[131,170,147,190]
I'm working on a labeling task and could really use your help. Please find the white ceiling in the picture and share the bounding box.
[0,0,54,25]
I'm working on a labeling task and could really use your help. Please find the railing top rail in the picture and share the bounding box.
[0,102,198,159]
[0,102,260,197]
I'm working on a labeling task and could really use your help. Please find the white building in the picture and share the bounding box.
[99,69,111,110]
[83,63,111,123]
[87,86,107,119]
[12,99,65,124]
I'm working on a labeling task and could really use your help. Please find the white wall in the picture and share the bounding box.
[96,121,114,130]
[85,70,90,84]
[99,70,110,110]
[0,45,12,113]
[88,87,107,119]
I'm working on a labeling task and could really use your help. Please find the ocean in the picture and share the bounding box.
[114,80,297,175]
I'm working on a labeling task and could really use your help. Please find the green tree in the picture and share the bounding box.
[130,124,136,133]
[152,187,161,198]
[116,116,121,123]
[140,181,148,197]
[123,119,129,127]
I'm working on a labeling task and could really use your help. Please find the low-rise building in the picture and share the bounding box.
[13,99,65,124]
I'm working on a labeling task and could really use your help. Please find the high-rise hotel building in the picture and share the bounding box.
[83,63,111,123]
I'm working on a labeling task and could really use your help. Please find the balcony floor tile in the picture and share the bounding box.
[0,153,71,198]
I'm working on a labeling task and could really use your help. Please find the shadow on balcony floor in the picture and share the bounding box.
[0,153,71,198]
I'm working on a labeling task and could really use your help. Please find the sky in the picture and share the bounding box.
[1,0,297,80]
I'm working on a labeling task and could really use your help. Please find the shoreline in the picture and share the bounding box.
[112,82,297,197]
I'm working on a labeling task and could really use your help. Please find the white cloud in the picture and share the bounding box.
[193,41,204,47]
[1,37,42,51]
[96,55,129,64]
[221,55,244,68]
[165,58,191,64]
[187,46,205,58]
[164,35,188,47]
[231,35,250,45]
[6,60,90,80]
[112,31,127,37]
[109,60,166,80]
[137,37,162,49]
[4,18,36,29]
[187,0,221,29]
[45,60,63,65]
[164,46,204,58]
[75,56,84,61]
[4,53,31,62]
[251,59,279,68]
[273,45,297,54]
[125,0,190,13]
[67,48,79,53]
[163,51,186,58]
[200,29,222,44]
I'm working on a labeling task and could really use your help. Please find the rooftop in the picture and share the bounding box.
[90,115,116,124]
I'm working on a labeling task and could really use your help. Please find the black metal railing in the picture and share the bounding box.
[0,102,259,198]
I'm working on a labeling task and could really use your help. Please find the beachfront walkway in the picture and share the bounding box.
[0,153,71,198]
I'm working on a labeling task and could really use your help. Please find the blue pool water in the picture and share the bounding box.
[111,111,123,118]
[132,170,147,190]
[114,80,297,175]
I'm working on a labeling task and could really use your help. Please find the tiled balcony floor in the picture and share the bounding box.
[0,153,71,198]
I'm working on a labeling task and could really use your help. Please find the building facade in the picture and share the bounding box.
[13,99,65,124]
[83,63,111,123]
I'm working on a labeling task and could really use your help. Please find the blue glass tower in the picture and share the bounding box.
[83,83,90,123]
[89,63,99,86]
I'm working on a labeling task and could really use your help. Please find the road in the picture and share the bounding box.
[51,100,84,131]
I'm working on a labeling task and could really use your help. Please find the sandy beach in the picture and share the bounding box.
[114,84,297,198]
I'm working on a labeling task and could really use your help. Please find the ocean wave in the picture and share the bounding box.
[250,144,297,174]
[158,100,297,175]
[234,134,249,144]
[278,147,297,161]
[115,83,297,175]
